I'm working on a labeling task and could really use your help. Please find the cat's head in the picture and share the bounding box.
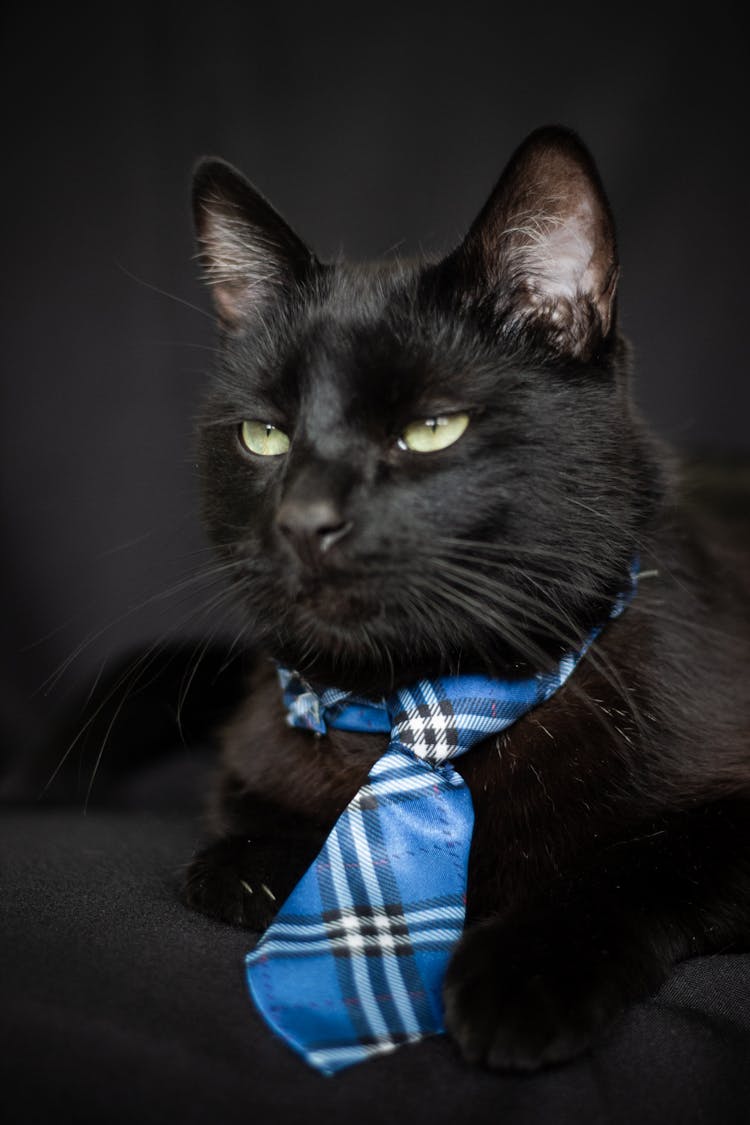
[193,126,662,693]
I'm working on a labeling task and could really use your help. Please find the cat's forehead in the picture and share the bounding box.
[300,259,421,354]
[265,261,417,398]
[319,258,419,314]
[291,259,488,401]
[221,255,514,416]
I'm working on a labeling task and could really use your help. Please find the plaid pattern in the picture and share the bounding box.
[246,736,471,1075]
[247,567,638,1074]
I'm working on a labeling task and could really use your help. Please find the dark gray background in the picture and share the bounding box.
[2,2,747,762]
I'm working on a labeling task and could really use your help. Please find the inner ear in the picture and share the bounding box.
[192,158,316,330]
[460,127,619,359]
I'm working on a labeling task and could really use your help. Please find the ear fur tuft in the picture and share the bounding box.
[460,126,619,359]
[192,158,315,330]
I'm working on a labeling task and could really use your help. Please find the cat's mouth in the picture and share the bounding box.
[289,572,388,626]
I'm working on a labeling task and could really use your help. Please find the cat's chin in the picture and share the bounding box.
[284,575,390,629]
[265,615,536,696]
[264,605,435,693]
[255,571,576,692]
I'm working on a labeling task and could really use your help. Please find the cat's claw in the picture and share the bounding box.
[182,837,278,931]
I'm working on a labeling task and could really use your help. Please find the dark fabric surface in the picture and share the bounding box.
[2,800,750,1124]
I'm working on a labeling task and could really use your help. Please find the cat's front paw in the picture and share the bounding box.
[182,837,281,930]
[443,907,667,1072]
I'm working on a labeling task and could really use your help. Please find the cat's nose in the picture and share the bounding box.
[276,498,352,564]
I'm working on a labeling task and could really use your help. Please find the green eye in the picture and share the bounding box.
[239,420,290,457]
[398,413,470,453]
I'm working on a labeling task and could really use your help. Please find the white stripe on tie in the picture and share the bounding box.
[347,788,422,1037]
[262,901,465,939]
[325,828,392,1043]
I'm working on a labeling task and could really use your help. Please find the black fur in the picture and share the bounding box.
[183,126,750,1071]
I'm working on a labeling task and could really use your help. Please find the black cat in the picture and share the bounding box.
[183,126,750,1071]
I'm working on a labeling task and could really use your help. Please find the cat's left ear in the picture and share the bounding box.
[456,126,619,359]
[193,158,317,330]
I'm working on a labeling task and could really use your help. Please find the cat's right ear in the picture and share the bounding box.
[192,158,316,330]
[448,127,619,361]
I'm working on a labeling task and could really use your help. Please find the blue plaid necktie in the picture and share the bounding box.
[246,575,636,1074]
